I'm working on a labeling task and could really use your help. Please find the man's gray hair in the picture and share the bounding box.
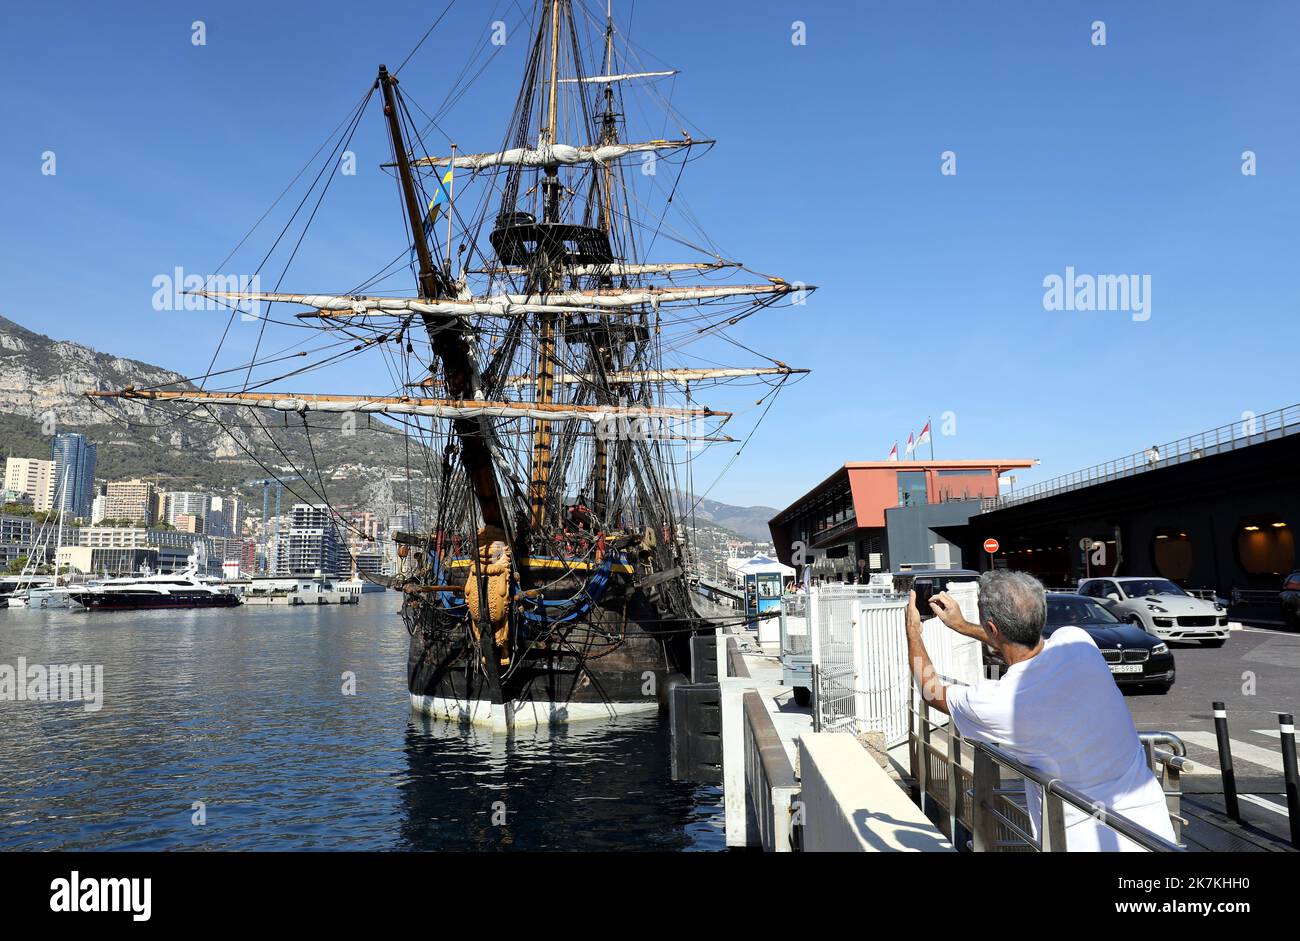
[977,570,1047,647]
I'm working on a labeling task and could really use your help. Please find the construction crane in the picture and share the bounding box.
[245,475,303,573]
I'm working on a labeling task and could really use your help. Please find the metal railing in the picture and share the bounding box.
[811,584,984,745]
[909,697,1190,852]
[1231,588,1282,606]
[779,593,810,658]
[992,402,1300,509]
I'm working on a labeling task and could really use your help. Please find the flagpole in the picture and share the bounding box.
[446,144,456,278]
[928,415,934,461]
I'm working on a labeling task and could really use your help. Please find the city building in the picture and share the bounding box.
[57,546,158,577]
[76,526,215,574]
[282,504,343,576]
[240,538,258,574]
[347,548,385,576]
[3,457,57,512]
[150,490,167,527]
[966,404,1300,597]
[50,433,97,520]
[208,535,245,564]
[0,489,34,509]
[104,478,156,525]
[0,512,41,569]
[769,459,1036,579]
[174,513,204,534]
[164,491,210,529]
[208,495,246,539]
[90,493,107,524]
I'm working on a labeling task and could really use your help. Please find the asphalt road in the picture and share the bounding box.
[1121,625,1300,847]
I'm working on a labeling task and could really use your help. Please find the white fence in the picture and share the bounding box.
[810,582,984,747]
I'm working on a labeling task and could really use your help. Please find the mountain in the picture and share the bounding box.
[674,491,778,541]
[0,315,788,534]
[0,315,430,514]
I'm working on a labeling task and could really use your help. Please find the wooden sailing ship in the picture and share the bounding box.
[89,0,812,729]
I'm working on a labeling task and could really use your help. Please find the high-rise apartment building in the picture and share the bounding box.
[104,478,156,525]
[4,457,57,512]
[50,433,97,519]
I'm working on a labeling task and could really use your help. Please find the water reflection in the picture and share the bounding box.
[0,597,722,851]
[399,713,723,851]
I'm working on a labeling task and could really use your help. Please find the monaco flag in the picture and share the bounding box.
[917,420,932,446]
[887,442,899,461]
[905,432,916,455]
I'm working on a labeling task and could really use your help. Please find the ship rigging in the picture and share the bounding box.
[87,0,813,729]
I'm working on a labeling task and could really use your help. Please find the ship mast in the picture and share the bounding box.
[376,64,506,531]
[590,2,618,518]
[528,0,565,530]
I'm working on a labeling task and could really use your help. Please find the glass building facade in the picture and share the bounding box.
[50,433,97,520]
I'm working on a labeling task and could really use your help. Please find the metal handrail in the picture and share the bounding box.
[908,699,1187,852]
[992,402,1300,509]
[976,740,1184,853]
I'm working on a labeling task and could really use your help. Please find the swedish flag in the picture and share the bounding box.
[411,169,454,264]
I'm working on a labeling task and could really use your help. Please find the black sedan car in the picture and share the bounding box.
[1281,570,1300,630]
[1044,593,1175,694]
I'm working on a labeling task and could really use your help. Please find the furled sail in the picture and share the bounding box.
[85,388,730,425]
[495,365,809,387]
[189,281,812,320]
[557,69,678,84]
[411,139,709,171]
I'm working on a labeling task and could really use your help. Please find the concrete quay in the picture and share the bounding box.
[713,621,951,852]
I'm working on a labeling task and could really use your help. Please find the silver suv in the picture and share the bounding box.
[1076,576,1229,646]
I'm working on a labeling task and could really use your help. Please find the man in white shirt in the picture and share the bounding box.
[905,570,1176,851]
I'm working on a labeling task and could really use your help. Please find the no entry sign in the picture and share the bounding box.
[983,538,1000,554]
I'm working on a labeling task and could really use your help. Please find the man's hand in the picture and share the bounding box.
[928,591,964,630]
[929,590,994,646]
[905,591,948,714]
[906,590,924,636]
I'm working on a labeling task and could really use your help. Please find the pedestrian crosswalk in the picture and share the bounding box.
[1172,729,1290,775]
[1238,793,1289,818]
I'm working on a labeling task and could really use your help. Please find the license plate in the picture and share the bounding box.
[1110,664,1143,674]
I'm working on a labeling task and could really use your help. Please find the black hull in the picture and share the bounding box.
[78,593,242,611]
[405,577,703,728]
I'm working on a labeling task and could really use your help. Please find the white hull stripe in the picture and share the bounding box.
[409,693,659,731]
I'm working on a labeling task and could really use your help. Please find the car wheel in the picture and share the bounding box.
[1203,638,1226,648]
[1152,683,1172,695]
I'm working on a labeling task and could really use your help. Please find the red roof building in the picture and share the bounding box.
[768,459,1036,575]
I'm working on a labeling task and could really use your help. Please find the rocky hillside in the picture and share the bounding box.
[0,315,430,509]
[0,316,782,528]
[674,491,778,541]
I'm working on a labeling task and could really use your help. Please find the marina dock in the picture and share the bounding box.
[701,598,1300,854]
[710,621,948,852]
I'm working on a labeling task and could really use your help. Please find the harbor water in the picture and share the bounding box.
[0,594,724,851]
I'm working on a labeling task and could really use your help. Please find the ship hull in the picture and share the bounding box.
[404,581,700,730]
[76,592,242,611]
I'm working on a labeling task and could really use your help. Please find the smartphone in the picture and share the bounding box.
[913,581,936,618]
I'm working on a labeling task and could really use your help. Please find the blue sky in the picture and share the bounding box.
[2,1,1298,509]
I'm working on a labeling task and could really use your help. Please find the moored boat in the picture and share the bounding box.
[69,568,241,611]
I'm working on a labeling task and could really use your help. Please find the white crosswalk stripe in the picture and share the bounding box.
[1239,793,1290,818]
[1173,731,1285,774]
[1252,729,1282,739]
